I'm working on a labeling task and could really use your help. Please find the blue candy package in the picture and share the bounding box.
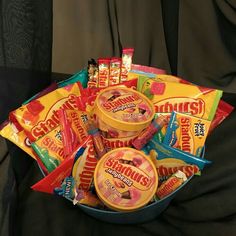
[143,138,211,170]
[163,111,211,157]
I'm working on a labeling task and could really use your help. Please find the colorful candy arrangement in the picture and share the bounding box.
[0,48,234,213]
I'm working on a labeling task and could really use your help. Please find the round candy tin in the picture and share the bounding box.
[94,86,155,132]
[94,147,158,212]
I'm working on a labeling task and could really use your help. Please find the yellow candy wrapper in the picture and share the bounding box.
[9,82,81,142]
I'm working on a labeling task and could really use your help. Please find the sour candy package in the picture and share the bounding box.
[138,79,222,121]
[9,82,81,142]
[163,111,211,157]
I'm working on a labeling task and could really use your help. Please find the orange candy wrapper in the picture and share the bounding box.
[156,170,187,199]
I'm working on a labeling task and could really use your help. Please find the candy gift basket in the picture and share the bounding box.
[0,48,234,224]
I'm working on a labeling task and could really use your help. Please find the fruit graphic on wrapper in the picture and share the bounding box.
[22,99,44,125]
[150,82,166,95]
[22,110,40,126]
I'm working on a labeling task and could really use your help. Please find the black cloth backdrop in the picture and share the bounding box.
[1,1,236,236]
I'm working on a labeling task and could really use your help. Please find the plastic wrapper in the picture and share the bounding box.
[120,48,134,82]
[9,82,81,142]
[31,126,65,172]
[87,58,99,88]
[163,111,211,156]
[58,109,89,156]
[143,137,211,170]
[109,57,122,85]
[138,79,222,121]
[98,58,110,88]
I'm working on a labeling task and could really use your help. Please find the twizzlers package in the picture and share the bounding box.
[9,82,81,142]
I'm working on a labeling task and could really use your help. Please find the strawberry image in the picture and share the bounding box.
[150,82,166,95]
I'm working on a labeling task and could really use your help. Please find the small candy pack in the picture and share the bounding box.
[31,125,65,173]
[58,109,89,156]
[109,57,122,85]
[87,59,99,88]
[143,138,211,170]
[98,58,110,88]
[163,111,211,157]
[120,48,134,82]
[156,170,187,199]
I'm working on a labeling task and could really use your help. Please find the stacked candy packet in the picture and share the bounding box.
[0,48,234,213]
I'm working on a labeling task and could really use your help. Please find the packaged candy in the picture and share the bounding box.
[109,57,122,85]
[54,176,75,199]
[132,114,168,150]
[98,58,110,88]
[131,64,166,75]
[163,111,211,156]
[138,79,222,121]
[88,120,106,159]
[87,58,99,88]
[93,86,155,149]
[143,138,211,170]
[9,82,81,142]
[31,138,88,194]
[57,69,88,88]
[58,109,89,156]
[93,147,158,212]
[72,135,98,191]
[0,121,37,159]
[31,126,65,173]
[73,189,103,207]
[151,154,200,184]
[156,170,187,199]
[120,48,134,82]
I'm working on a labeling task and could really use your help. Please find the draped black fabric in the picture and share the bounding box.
[0,1,52,236]
[1,1,236,236]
